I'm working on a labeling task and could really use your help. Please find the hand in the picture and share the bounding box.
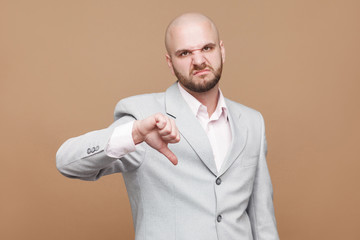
[132,113,180,165]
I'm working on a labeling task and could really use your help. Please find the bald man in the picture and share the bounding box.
[57,13,280,240]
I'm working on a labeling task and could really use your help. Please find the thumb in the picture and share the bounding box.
[158,145,178,165]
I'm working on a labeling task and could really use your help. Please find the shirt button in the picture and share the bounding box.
[216,177,222,185]
[217,215,222,222]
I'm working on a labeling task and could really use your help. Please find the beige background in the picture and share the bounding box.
[1,0,359,239]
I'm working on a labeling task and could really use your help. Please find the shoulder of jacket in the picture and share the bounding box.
[225,98,266,135]
[225,98,262,116]
[113,92,165,120]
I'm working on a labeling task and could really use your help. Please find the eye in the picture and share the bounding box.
[180,51,190,57]
[203,45,213,51]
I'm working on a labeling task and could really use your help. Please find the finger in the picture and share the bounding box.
[155,114,167,130]
[158,145,178,165]
[162,135,177,142]
[170,118,180,141]
[176,128,180,141]
[167,135,180,143]
[158,116,172,136]
[169,118,180,142]
[161,131,180,142]
[161,118,180,142]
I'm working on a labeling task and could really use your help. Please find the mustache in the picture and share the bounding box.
[191,63,214,73]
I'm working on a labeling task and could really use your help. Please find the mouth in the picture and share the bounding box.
[193,69,211,76]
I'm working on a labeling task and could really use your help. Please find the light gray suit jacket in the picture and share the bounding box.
[56,83,279,240]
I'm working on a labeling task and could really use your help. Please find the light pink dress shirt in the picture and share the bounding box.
[177,83,232,171]
[106,83,232,171]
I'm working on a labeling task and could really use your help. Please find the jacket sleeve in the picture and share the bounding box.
[56,102,146,181]
[247,112,280,239]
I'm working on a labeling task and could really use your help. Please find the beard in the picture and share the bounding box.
[173,61,223,93]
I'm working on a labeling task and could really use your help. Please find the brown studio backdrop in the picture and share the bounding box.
[1,0,359,239]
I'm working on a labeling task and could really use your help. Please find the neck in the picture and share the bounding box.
[182,83,220,117]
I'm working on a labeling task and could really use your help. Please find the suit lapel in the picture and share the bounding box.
[218,99,248,176]
[165,83,218,176]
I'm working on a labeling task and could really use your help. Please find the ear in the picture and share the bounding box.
[220,40,225,64]
[165,54,175,75]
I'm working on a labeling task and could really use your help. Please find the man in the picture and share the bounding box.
[56,13,279,240]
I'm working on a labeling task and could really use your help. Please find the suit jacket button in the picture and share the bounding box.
[216,178,222,185]
[87,148,91,154]
[95,145,99,151]
[217,215,222,222]
[91,147,96,153]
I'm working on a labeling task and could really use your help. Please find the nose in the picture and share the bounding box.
[191,51,206,66]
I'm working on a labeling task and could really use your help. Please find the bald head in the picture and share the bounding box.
[165,13,220,54]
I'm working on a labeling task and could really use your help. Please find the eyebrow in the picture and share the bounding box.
[174,43,217,56]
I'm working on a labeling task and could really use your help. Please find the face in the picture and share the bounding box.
[166,21,225,93]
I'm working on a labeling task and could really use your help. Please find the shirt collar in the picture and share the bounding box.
[177,82,228,120]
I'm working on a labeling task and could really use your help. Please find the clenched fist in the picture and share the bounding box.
[132,113,180,165]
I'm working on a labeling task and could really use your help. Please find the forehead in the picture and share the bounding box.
[168,21,218,53]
